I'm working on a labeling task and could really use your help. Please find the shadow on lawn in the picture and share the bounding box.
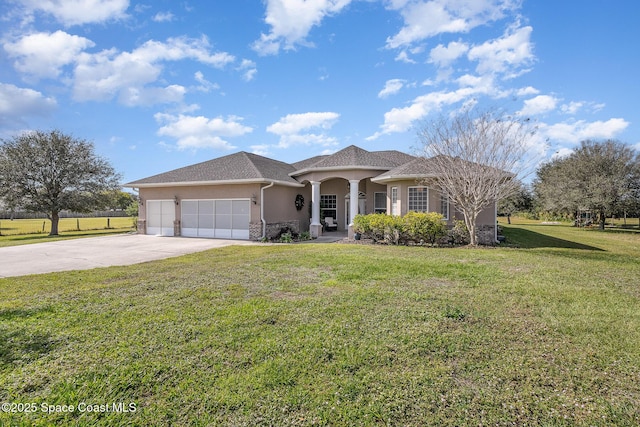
[0,307,59,366]
[1,229,129,242]
[502,227,604,251]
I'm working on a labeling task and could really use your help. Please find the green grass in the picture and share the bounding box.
[1,223,639,426]
[0,217,135,247]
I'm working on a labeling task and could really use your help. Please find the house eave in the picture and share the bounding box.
[291,165,391,177]
[371,174,437,184]
[124,178,304,189]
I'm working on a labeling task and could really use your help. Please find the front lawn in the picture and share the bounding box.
[0,217,135,247]
[1,223,638,426]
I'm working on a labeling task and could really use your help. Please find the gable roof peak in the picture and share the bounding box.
[124,149,301,187]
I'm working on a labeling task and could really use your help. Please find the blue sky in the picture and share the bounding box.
[1,0,638,184]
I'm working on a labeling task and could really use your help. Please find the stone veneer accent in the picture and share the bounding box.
[249,222,262,240]
[476,224,496,245]
[250,220,300,240]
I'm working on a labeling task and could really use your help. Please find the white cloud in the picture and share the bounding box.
[119,85,186,106]
[378,79,405,98]
[559,101,605,115]
[516,86,539,96]
[73,36,235,105]
[551,147,574,159]
[153,11,174,22]
[127,36,235,67]
[386,0,518,49]
[560,101,584,115]
[154,113,253,150]
[0,83,57,126]
[267,112,340,148]
[3,30,95,79]
[277,133,339,148]
[467,24,534,77]
[252,0,353,55]
[193,71,219,93]
[395,50,416,64]
[518,95,558,116]
[543,118,629,144]
[267,112,339,135]
[428,40,469,68]
[250,144,271,156]
[237,59,257,81]
[368,78,503,140]
[20,0,129,26]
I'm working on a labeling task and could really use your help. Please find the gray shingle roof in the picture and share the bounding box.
[125,145,420,188]
[372,150,417,166]
[125,151,302,187]
[309,145,394,168]
[291,155,329,171]
[371,157,442,183]
[291,145,411,176]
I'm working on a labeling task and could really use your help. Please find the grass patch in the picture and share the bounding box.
[1,224,639,425]
[0,217,134,247]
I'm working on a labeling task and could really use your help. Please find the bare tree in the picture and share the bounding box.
[417,107,539,245]
[0,130,121,235]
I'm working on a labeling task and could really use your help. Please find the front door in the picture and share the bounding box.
[345,198,367,226]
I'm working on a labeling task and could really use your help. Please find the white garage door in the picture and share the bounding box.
[181,199,250,240]
[147,200,175,236]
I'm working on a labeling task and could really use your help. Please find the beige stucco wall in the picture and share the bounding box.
[138,183,311,236]
[139,184,262,224]
[262,185,311,232]
[381,179,495,226]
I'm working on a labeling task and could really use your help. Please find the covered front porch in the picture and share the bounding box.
[306,176,387,239]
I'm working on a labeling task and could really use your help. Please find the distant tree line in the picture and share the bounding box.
[499,139,640,228]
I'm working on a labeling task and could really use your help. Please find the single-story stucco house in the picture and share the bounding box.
[124,145,498,244]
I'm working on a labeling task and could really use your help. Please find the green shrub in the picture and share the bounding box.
[365,213,389,242]
[353,212,450,246]
[353,214,371,235]
[448,220,470,245]
[299,231,311,241]
[279,232,293,243]
[402,211,448,245]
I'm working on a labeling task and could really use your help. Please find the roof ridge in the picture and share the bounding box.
[240,151,264,178]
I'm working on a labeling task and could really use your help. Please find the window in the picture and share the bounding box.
[440,193,449,220]
[374,192,386,214]
[320,194,337,220]
[391,187,399,216]
[408,187,428,212]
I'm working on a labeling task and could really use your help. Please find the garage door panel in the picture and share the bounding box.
[180,199,250,240]
[181,201,198,230]
[232,200,250,215]
[147,200,175,236]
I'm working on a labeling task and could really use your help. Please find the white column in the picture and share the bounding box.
[348,179,360,238]
[310,181,322,238]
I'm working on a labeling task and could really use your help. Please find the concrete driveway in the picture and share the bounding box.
[0,234,259,278]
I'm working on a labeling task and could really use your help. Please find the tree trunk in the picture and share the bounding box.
[599,209,605,230]
[463,213,478,246]
[50,211,60,236]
